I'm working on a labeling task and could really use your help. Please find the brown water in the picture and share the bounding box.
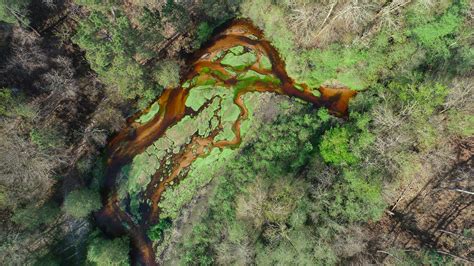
[96,19,358,265]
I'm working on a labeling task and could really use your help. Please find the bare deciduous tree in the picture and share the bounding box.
[286,0,381,47]
[0,129,56,210]
[443,76,474,112]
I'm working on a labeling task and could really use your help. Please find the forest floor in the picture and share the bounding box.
[368,137,474,263]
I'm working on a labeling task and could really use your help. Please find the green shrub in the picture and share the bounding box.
[410,0,468,63]
[63,189,101,219]
[147,218,172,242]
[320,127,357,165]
[154,60,181,88]
[87,234,129,266]
[196,22,213,45]
[72,9,161,107]
[337,170,384,222]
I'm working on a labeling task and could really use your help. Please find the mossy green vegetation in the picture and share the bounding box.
[159,148,235,219]
[147,219,172,242]
[229,45,245,55]
[57,0,472,264]
[259,55,272,70]
[239,93,259,136]
[135,102,160,124]
[166,1,473,264]
[220,50,257,70]
[185,85,228,111]
[0,0,30,25]
[87,232,130,266]
[234,70,281,94]
[118,96,225,205]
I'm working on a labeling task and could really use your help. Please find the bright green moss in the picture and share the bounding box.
[239,93,259,136]
[294,84,304,91]
[211,69,231,80]
[234,70,281,94]
[185,85,228,111]
[214,97,241,142]
[311,90,321,97]
[214,126,235,142]
[221,51,257,70]
[196,99,221,137]
[166,116,196,148]
[195,77,217,87]
[220,97,241,123]
[212,50,226,62]
[159,148,235,219]
[259,55,272,70]
[238,70,280,84]
[135,102,160,124]
[229,45,245,55]
[200,67,211,73]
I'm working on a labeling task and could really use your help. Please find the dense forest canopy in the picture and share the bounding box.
[0,0,472,265]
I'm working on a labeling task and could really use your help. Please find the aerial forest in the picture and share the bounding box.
[0,0,472,265]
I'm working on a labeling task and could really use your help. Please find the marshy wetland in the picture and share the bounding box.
[97,19,357,265]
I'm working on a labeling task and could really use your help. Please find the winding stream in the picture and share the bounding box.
[96,19,357,265]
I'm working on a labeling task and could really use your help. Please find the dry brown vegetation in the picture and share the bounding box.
[283,0,383,48]
[367,138,473,263]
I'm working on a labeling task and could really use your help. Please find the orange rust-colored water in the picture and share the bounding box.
[96,19,358,265]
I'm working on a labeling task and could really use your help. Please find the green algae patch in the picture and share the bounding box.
[311,89,321,97]
[185,74,218,90]
[210,69,231,80]
[240,93,259,136]
[158,148,236,219]
[196,99,221,137]
[212,50,226,62]
[117,152,157,200]
[214,97,241,142]
[166,116,196,148]
[182,80,192,89]
[214,126,235,142]
[229,45,245,55]
[294,84,305,92]
[237,70,280,84]
[195,76,217,87]
[259,55,272,70]
[136,102,160,124]
[186,85,228,111]
[234,70,281,94]
[200,67,211,73]
[221,51,257,70]
[220,97,240,123]
[224,67,237,77]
